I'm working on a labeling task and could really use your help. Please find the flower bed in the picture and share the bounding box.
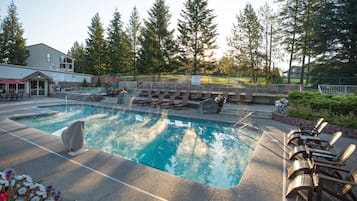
[272,113,357,139]
[0,169,61,201]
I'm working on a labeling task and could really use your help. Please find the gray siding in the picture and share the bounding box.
[26,43,74,72]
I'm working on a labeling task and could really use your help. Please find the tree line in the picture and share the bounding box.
[70,0,219,80]
[1,0,356,85]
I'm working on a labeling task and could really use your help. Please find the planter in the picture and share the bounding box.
[272,113,357,139]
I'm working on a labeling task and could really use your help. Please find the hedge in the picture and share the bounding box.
[287,91,357,128]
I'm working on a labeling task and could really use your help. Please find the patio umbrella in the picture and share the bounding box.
[0,79,25,84]
[0,79,25,94]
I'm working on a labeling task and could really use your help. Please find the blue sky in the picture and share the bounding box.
[0,0,276,57]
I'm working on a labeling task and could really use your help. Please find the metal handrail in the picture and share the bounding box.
[233,111,254,127]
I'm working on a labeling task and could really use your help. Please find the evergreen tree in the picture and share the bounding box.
[259,3,276,75]
[177,0,218,74]
[82,78,88,87]
[0,15,3,63]
[277,0,305,84]
[1,2,28,65]
[86,13,107,75]
[107,9,132,74]
[310,0,357,84]
[137,0,177,80]
[120,32,134,74]
[218,56,238,75]
[227,4,262,82]
[127,6,141,80]
[68,41,87,73]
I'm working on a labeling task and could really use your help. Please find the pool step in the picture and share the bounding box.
[50,92,103,102]
[220,105,273,119]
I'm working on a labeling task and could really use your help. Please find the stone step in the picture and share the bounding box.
[50,92,102,102]
[220,106,273,119]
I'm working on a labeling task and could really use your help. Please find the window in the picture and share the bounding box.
[60,55,65,63]
[69,64,73,69]
[66,57,72,63]
[47,53,51,62]
[60,64,65,69]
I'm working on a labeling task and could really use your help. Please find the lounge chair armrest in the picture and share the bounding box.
[294,131,312,135]
[305,145,335,156]
[318,174,357,185]
[313,162,350,172]
[300,135,322,141]
[311,152,336,159]
[313,159,344,166]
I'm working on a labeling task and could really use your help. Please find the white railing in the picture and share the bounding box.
[137,81,303,94]
[318,85,357,96]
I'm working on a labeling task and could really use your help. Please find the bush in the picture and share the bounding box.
[287,91,357,128]
[82,78,88,87]
[95,78,102,87]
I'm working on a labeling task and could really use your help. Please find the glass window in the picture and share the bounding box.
[47,53,51,62]
[60,55,65,63]
[66,57,72,63]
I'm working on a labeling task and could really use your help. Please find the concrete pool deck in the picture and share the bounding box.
[0,97,356,201]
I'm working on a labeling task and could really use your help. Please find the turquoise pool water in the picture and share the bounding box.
[13,104,262,188]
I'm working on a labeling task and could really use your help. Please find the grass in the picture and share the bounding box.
[116,74,302,86]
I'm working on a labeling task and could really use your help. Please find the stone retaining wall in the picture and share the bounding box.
[272,113,357,139]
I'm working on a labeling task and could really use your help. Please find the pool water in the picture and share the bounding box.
[14,104,262,188]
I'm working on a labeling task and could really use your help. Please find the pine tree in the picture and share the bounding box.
[277,0,302,84]
[258,2,277,75]
[137,0,177,80]
[177,0,218,74]
[309,0,357,84]
[227,4,262,82]
[0,15,3,63]
[68,41,87,73]
[127,6,141,80]
[107,9,132,74]
[1,2,28,65]
[218,56,238,75]
[86,13,107,75]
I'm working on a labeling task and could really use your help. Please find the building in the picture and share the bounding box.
[284,65,310,79]
[0,63,92,96]
[26,43,74,73]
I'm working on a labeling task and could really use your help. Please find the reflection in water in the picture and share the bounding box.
[14,105,262,188]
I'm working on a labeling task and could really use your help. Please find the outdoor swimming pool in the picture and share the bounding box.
[13,104,262,188]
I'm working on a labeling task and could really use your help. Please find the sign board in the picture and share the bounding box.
[191,75,200,85]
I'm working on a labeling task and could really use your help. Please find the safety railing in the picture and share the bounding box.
[318,84,357,96]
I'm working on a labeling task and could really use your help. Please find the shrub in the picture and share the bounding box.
[82,78,88,87]
[95,78,102,87]
[287,91,357,128]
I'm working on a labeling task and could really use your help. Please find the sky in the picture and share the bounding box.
[0,0,276,58]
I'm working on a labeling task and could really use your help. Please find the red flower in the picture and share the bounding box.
[0,192,9,201]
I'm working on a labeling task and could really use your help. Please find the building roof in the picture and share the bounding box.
[22,71,52,81]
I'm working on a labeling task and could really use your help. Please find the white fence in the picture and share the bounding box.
[137,81,303,94]
[318,85,357,96]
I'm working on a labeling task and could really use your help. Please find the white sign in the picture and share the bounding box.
[191,75,200,85]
